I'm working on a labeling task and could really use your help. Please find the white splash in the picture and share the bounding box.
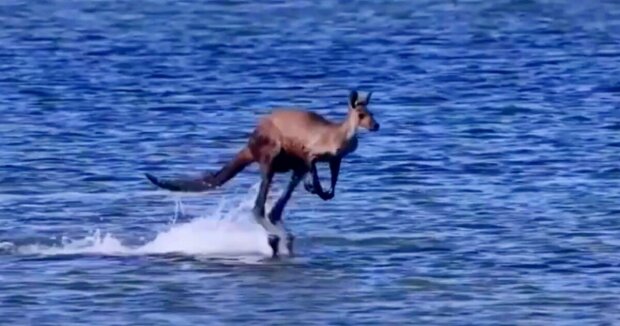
[8,185,290,259]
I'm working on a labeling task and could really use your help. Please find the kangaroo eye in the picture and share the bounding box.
[358,113,365,119]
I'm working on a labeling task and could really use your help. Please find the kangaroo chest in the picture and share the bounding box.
[336,135,358,157]
[313,135,358,162]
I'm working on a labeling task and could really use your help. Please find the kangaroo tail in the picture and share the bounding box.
[145,147,254,192]
[210,147,254,186]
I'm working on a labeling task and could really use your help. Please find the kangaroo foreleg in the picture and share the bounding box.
[304,159,339,200]
[327,158,341,194]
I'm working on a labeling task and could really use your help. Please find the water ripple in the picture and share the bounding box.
[1,0,620,324]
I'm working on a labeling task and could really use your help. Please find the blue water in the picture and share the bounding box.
[1,0,620,324]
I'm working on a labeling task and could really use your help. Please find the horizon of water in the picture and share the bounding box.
[2,0,620,325]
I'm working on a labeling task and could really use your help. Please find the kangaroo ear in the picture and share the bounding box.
[348,90,358,109]
[366,91,372,103]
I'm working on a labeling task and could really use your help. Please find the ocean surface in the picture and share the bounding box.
[1,0,620,324]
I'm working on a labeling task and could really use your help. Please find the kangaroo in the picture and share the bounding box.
[145,90,379,257]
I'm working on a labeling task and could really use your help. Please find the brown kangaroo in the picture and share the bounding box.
[145,90,379,257]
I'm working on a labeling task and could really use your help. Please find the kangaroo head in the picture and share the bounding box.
[348,90,379,132]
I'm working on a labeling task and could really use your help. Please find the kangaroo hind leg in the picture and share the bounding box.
[250,139,283,257]
[252,163,274,227]
[268,170,305,255]
[251,162,280,257]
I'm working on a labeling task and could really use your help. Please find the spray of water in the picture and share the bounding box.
[4,184,289,259]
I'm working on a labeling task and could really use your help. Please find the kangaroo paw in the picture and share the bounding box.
[268,234,280,258]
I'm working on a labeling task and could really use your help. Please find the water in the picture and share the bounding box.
[1,0,620,324]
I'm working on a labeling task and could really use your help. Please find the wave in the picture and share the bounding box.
[1,185,288,260]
